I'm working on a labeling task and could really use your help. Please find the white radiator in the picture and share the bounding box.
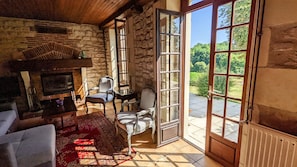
[245,123,297,167]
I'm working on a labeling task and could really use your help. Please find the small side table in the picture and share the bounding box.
[115,90,137,112]
[42,98,78,131]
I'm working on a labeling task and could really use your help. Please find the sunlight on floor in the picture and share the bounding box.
[74,138,133,166]
[19,99,223,167]
[79,101,223,167]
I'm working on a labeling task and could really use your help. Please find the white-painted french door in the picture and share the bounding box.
[156,9,182,146]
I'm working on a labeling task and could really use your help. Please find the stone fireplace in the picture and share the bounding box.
[10,42,92,114]
[41,72,74,96]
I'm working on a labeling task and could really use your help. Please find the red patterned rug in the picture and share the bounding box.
[56,112,135,166]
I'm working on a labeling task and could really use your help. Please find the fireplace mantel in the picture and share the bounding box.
[9,58,92,72]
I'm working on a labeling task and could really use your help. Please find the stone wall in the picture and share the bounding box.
[0,17,109,112]
[268,22,297,68]
[252,0,297,135]
[130,1,155,92]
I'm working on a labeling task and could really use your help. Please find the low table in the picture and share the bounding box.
[115,89,137,112]
[42,98,78,131]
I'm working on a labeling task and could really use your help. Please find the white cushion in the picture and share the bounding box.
[117,111,153,135]
[87,92,114,102]
[139,88,155,110]
[0,110,17,136]
[0,125,56,167]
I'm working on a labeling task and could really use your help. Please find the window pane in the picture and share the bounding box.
[160,14,169,33]
[161,90,179,108]
[170,106,179,121]
[170,90,179,105]
[214,53,228,74]
[234,0,252,25]
[161,107,169,123]
[161,106,179,123]
[212,96,225,116]
[170,72,179,89]
[119,74,129,85]
[230,52,246,75]
[217,2,232,28]
[160,55,169,71]
[171,35,180,53]
[160,90,169,107]
[188,0,203,6]
[213,75,226,95]
[170,54,180,71]
[224,120,239,143]
[161,73,169,89]
[231,25,249,50]
[228,76,243,99]
[211,115,223,136]
[118,61,127,72]
[226,99,241,121]
[171,15,180,34]
[160,35,169,53]
[215,29,230,51]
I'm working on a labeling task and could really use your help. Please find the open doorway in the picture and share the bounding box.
[183,0,255,165]
[184,5,213,151]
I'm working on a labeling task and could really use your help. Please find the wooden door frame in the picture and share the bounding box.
[205,0,257,166]
[181,0,257,166]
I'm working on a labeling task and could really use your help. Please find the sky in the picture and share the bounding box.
[190,5,230,48]
[190,6,213,47]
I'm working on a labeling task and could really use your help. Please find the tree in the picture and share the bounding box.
[192,62,207,72]
[190,43,210,66]
[217,0,251,49]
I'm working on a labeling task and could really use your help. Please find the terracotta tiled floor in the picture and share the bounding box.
[19,99,223,167]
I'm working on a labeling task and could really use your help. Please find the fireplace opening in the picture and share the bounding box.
[41,72,74,96]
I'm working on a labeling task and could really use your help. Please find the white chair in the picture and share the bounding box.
[115,87,156,155]
[85,76,116,116]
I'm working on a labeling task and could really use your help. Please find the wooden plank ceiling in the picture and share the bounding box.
[0,0,151,26]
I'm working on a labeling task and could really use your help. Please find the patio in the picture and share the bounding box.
[186,93,241,150]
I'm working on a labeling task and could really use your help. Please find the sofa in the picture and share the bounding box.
[0,101,19,135]
[0,101,56,167]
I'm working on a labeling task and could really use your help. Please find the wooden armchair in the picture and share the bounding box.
[85,76,116,116]
[115,87,156,155]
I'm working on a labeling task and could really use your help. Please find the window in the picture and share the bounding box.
[115,19,129,90]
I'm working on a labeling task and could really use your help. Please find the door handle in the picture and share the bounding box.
[207,85,212,100]
[239,119,249,125]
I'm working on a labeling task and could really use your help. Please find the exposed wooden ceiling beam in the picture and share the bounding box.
[99,0,142,28]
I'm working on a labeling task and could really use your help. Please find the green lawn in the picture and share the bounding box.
[189,71,242,99]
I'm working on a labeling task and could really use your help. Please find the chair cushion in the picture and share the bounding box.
[140,88,155,110]
[99,78,112,92]
[86,93,114,103]
[117,111,137,124]
[117,111,153,135]
[0,125,56,167]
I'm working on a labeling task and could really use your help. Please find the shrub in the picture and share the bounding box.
[191,62,207,72]
[197,73,209,97]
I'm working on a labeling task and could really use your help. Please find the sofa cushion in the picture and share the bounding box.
[0,124,56,167]
[0,110,17,136]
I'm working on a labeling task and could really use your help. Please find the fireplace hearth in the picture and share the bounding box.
[12,42,91,114]
[41,72,74,96]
